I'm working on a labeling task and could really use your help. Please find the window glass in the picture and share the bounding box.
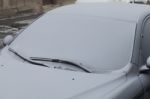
[142,19,150,63]
[10,14,136,72]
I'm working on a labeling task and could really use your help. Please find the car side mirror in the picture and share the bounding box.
[3,35,14,46]
[139,57,150,73]
[146,56,150,68]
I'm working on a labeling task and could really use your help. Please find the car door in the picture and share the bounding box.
[139,17,150,99]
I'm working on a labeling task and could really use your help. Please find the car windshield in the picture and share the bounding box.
[9,14,136,72]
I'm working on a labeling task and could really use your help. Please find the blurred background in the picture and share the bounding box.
[0,0,149,47]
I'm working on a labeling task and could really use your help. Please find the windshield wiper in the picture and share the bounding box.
[30,57,91,73]
[8,48,49,68]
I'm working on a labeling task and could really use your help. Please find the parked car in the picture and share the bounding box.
[2,2,150,99]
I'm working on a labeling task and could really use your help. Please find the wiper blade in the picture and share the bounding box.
[30,57,91,73]
[8,48,49,68]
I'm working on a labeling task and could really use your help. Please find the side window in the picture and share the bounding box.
[142,18,150,64]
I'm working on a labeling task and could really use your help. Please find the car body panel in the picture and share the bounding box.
[0,47,127,99]
[50,3,150,22]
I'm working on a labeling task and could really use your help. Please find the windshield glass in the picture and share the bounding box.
[10,13,136,72]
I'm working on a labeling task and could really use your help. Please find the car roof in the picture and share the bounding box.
[49,3,150,22]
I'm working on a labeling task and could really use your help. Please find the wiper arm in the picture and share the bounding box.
[30,57,91,73]
[8,48,49,68]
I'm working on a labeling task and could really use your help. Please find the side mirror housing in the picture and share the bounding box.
[146,56,150,68]
[140,57,150,73]
[3,35,14,46]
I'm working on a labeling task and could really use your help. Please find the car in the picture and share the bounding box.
[1,2,150,99]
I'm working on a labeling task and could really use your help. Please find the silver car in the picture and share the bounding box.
[1,3,150,99]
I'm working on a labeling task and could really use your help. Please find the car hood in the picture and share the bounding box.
[0,48,127,99]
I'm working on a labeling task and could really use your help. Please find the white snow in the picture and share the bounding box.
[76,0,148,3]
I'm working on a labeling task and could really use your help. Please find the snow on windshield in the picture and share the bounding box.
[10,14,136,72]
